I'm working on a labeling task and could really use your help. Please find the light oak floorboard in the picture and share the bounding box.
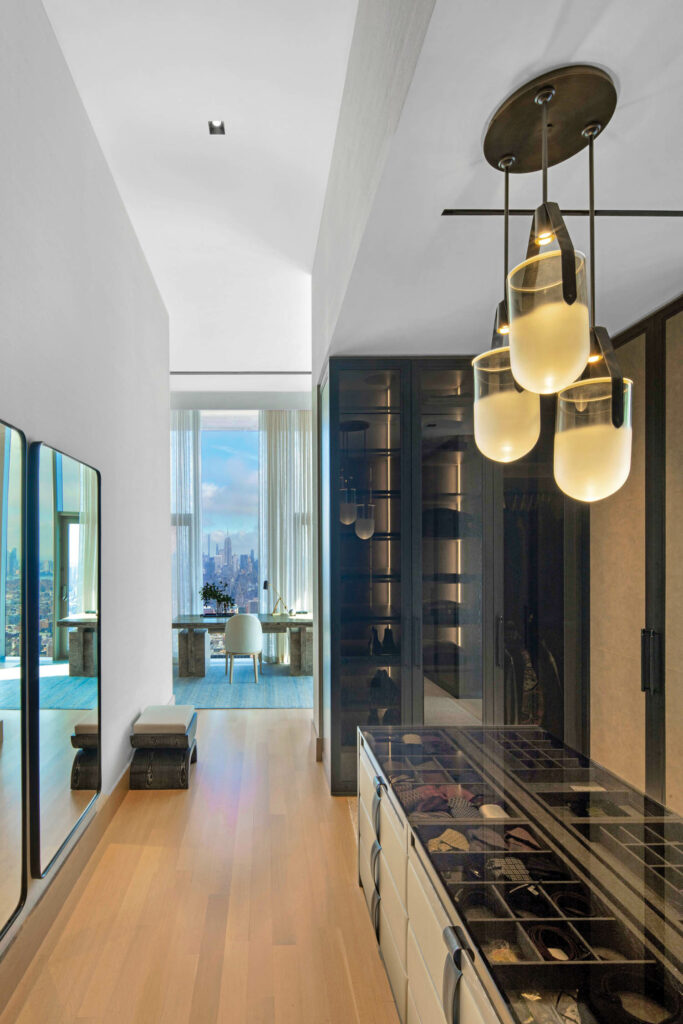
[0,711,398,1024]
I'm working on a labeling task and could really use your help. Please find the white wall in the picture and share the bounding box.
[0,0,171,809]
[311,0,435,382]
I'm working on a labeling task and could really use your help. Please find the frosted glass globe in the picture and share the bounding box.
[554,378,633,502]
[508,250,590,394]
[472,347,540,463]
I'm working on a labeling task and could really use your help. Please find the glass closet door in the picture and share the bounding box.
[334,365,408,789]
[500,399,571,741]
[415,363,485,727]
[589,331,647,792]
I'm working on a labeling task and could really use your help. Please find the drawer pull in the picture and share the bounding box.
[372,776,385,838]
[442,926,463,1024]
[370,887,380,941]
[370,838,381,887]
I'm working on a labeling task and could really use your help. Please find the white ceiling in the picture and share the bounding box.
[330,0,683,359]
[43,0,358,376]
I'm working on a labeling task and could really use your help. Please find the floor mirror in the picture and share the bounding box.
[28,443,100,877]
[0,420,26,935]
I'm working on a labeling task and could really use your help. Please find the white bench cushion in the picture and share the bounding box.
[133,705,195,735]
[73,709,99,735]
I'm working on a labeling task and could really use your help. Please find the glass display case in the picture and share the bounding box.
[361,723,683,1024]
[322,360,412,792]
[414,363,487,728]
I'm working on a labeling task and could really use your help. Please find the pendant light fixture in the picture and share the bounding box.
[473,158,540,463]
[477,65,632,500]
[506,87,590,394]
[553,125,633,502]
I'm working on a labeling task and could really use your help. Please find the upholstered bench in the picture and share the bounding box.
[71,709,99,790]
[129,705,198,790]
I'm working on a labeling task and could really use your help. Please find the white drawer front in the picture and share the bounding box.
[460,976,497,1024]
[358,745,379,823]
[379,792,408,905]
[407,924,447,1024]
[359,827,380,927]
[407,986,421,1024]
[379,850,408,965]
[380,905,407,1022]
[407,847,453,999]
[358,794,374,848]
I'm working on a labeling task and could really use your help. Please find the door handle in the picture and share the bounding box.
[495,615,504,668]
[442,926,463,1024]
[641,628,662,694]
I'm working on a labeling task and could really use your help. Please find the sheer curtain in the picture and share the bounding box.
[259,410,313,662]
[77,465,99,613]
[171,409,203,617]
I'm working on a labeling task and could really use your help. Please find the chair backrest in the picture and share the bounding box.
[225,614,263,655]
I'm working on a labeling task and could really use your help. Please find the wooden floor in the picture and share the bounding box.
[1,711,398,1024]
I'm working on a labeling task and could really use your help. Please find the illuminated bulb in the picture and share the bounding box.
[587,354,601,364]
[210,120,222,127]
[497,323,510,335]
[536,231,555,246]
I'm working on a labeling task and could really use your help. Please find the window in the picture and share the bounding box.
[200,411,259,616]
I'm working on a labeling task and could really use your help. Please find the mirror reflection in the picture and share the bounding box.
[0,423,24,930]
[36,445,99,871]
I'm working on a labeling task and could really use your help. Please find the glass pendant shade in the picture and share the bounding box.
[472,347,541,463]
[354,503,375,540]
[340,487,357,525]
[554,377,633,502]
[507,250,590,394]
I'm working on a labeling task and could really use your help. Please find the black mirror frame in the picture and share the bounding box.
[27,442,101,879]
[0,419,28,943]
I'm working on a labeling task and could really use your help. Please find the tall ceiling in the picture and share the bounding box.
[43,0,358,377]
[329,0,683,362]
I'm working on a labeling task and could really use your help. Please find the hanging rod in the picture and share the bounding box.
[442,208,683,217]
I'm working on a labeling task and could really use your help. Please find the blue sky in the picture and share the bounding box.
[201,414,259,557]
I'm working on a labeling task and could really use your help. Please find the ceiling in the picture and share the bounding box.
[43,0,358,378]
[330,0,683,360]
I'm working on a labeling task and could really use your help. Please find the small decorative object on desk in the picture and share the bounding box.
[199,582,234,616]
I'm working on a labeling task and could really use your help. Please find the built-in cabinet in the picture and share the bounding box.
[358,737,499,1024]
[359,724,683,1024]
[322,357,581,794]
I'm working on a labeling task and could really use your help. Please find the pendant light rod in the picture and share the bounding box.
[583,123,602,327]
[498,155,515,288]
[535,87,555,204]
[441,208,683,217]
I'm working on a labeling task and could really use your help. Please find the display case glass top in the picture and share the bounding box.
[361,723,683,1024]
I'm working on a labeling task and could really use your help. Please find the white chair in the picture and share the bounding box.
[224,614,263,683]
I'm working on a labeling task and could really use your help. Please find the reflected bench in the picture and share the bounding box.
[71,709,99,790]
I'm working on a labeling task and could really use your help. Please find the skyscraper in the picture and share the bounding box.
[224,532,232,566]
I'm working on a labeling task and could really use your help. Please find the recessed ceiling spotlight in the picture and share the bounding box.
[208,120,225,135]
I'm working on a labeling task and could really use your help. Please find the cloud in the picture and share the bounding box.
[202,478,258,518]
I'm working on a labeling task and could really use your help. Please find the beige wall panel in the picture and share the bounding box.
[666,311,683,813]
[590,335,646,790]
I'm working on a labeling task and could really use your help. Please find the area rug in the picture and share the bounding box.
[0,674,97,710]
[173,660,313,709]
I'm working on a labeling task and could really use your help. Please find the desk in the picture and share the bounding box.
[172,614,313,678]
[57,615,99,676]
